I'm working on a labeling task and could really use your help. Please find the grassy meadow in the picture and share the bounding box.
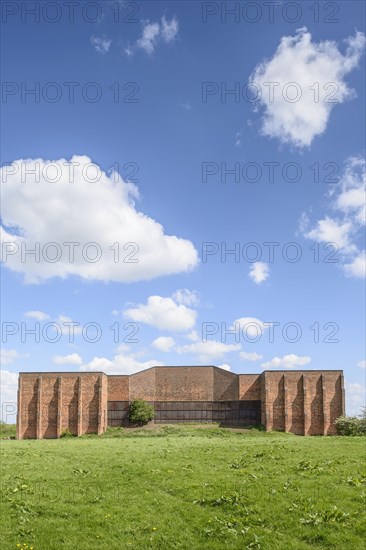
[0,425,365,549]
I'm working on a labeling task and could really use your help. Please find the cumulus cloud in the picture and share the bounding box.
[177,340,241,363]
[305,217,355,251]
[23,313,83,338]
[301,156,366,277]
[152,336,176,352]
[54,315,83,336]
[0,349,21,365]
[172,289,200,307]
[53,353,83,365]
[0,370,18,423]
[134,16,178,55]
[91,35,111,54]
[124,295,197,332]
[344,251,366,278]
[231,317,269,340]
[25,310,50,320]
[357,360,366,369]
[261,354,311,369]
[335,157,366,226]
[248,262,269,284]
[217,363,231,371]
[249,28,365,148]
[1,156,197,283]
[345,380,365,416]
[239,351,263,361]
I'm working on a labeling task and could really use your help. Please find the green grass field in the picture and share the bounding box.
[1,425,365,549]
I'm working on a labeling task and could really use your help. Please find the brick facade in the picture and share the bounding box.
[17,367,344,438]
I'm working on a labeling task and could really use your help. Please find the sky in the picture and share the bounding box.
[1,0,365,422]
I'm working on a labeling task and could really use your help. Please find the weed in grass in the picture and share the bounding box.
[1,429,365,549]
[346,475,366,486]
[300,505,350,526]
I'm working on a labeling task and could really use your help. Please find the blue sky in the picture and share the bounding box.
[1,0,365,421]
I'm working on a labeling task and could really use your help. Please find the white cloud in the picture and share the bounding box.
[217,363,231,371]
[53,353,83,365]
[81,354,163,375]
[261,354,311,369]
[152,336,176,352]
[135,16,178,55]
[344,251,366,278]
[161,15,179,43]
[332,156,365,224]
[23,313,83,338]
[301,156,366,276]
[136,21,160,54]
[115,343,131,354]
[239,351,263,362]
[235,130,242,148]
[124,295,197,332]
[172,289,200,307]
[124,44,134,57]
[356,360,366,369]
[248,262,269,284]
[55,315,83,336]
[178,101,191,111]
[249,28,365,148]
[345,380,365,415]
[1,156,197,283]
[25,310,50,320]
[177,340,241,363]
[0,370,18,422]
[231,317,269,339]
[0,349,21,365]
[91,35,111,54]
[186,330,199,342]
[305,217,354,251]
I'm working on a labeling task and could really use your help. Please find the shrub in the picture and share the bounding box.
[128,400,155,426]
[334,415,365,436]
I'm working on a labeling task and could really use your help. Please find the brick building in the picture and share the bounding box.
[16,366,345,438]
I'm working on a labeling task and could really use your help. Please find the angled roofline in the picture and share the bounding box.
[19,367,344,377]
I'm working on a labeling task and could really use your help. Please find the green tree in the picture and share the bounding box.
[128,400,155,426]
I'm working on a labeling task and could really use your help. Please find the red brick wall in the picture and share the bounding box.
[322,372,344,435]
[264,371,286,432]
[261,371,344,435]
[39,375,59,439]
[100,373,108,434]
[285,373,305,435]
[80,374,102,435]
[130,368,156,401]
[18,374,38,439]
[17,368,344,438]
[17,372,107,439]
[60,374,79,436]
[108,375,129,401]
[239,374,261,400]
[155,367,214,401]
[213,368,238,400]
